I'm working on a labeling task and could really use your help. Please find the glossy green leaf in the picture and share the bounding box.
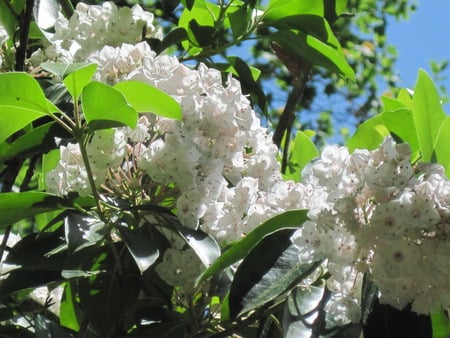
[176,225,221,269]
[63,63,97,101]
[114,81,182,120]
[382,108,419,152]
[283,282,326,338]
[268,30,355,80]
[81,81,138,130]
[229,228,320,318]
[266,0,324,19]
[412,69,446,162]
[347,115,388,152]
[434,116,450,177]
[118,225,159,274]
[197,210,308,284]
[285,131,319,182]
[0,192,68,226]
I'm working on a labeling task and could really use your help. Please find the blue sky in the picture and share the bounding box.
[386,0,450,110]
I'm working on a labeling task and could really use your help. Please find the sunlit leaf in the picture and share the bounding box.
[114,81,182,120]
[266,0,324,19]
[81,81,138,130]
[58,283,82,331]
[0,192,68,226]
[382,108,419,152]
[63,63,98,101]
[0,121,69,163]
[347,115,388,152]
[412,69,446,162]
[268,30,355,80]
[434,116,450,177]
[285,130,319,182]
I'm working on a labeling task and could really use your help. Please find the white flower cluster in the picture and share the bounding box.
[295,137,450,315]
[42,3,450,317]
[30,2,162,65]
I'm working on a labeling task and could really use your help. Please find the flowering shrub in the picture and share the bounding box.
[0,1,449,337]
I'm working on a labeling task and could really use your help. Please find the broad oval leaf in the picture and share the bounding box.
[114,81,182,120]
[197,210,308,284]
[268,30,355,80]
[229,228,321,318]
[81,81,138,130]
[0,72,55,113]
[0,192,68,227]
[63,63,98,101]
[118,225,159,274]
[412,69,446,162]
[0,106,46,144]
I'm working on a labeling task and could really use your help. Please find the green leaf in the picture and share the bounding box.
[81,81,138,130]
[78,272,119,336]
[283,282,326,338]
[118,225,159,274]
[0,73,59,142]
[176,225,221,269]
[63,63,98,101]
[0,106,46,144]
[0,1,18,39]
[347,115,388,152]
[114,81,182,120]
[154,27,188,54]
[0,73,56,113]
[412,69,446,162]
[382,108,419,152]
[431,309,450,338]
[381,95,408,112]
[228,4,249,39]
[0,121,69,163]
[434,116,450,177]
[266,0,324,19]
[197,210,308,284]
[285,131,319,182]
[179,0,217,50]
[0,192,69,226]
[268,30,355,80]
[263,15,340,50]
[229,228,320,318]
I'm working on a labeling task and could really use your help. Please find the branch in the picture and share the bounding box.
[271,49,311,174]
[15,0,34,71]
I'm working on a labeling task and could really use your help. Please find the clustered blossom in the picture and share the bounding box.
[42,2,450,320]
[296,137,450,315]
[30,2,162,65]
